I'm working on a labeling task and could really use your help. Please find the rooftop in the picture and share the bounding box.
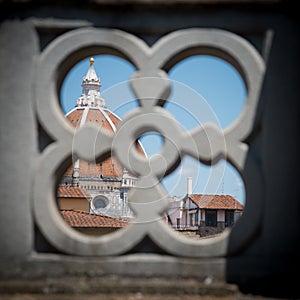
[188,194,244,210]
[57,186,90,198]
[60,209,129,228]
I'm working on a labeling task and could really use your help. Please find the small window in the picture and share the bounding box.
[225,210,235,227]
[176,218,180,228]
[195,212,199,225]
[93,196,109,209]
[205,210,217,227]
[190,214,194,226]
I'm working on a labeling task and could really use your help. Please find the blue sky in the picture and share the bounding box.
[61,55,246,204]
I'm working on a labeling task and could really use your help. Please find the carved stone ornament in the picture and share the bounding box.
[33,28,265,256]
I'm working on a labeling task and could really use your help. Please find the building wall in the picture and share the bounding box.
[167,207,181,228]
[198,210,233,237]
[169,204,237,232]
[58,197,90,212]
[79,179,122,191]
[61,177,133,217]
[199,220,225,237]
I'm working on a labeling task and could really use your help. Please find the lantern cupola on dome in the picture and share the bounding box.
[76,57,106,108]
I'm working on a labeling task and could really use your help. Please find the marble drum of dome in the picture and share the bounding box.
[33,28,265,256]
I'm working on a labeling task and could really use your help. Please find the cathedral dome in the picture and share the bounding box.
[59,57,146,218]
[64,107,123,178]
[62,57,144,184]
[63,57,124,179]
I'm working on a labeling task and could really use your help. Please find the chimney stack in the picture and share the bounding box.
[187,177,193,195]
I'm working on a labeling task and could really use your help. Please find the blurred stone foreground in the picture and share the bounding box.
[0,276,277,300]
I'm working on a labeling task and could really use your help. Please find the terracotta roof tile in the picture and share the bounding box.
[189,194,244,210]
[60,210,129,228]
[57,186,90,198]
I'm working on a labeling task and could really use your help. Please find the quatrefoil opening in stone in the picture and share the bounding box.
[33,27,265,257]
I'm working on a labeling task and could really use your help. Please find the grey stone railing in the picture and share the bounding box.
[33,27,264,257]
[0,1,299,298]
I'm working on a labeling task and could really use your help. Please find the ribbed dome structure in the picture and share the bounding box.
[60,58,144,218]
[64,108,123,178]
[63,57,124,179]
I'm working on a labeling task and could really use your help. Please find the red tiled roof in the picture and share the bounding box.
[85,109,114,131]
[57,186,90,198]
[189,194,244,210]
[64,107,123,178]
[63,107,145,178]
[106,111,120,129]
[60,210,129,228]
[66,107,115,131]
[66,108,84,127]
[64,107,145,177]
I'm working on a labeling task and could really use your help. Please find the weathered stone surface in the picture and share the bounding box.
[0,20,38,259]
[0,0,299,298]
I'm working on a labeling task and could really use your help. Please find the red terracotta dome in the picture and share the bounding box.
[64,107,123,178]
[62,57,144,182]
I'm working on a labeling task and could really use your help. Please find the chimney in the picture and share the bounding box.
[187,177,193,195]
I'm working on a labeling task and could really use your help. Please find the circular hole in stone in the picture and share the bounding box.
[60,55,138,120]
[167,55,247,130]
